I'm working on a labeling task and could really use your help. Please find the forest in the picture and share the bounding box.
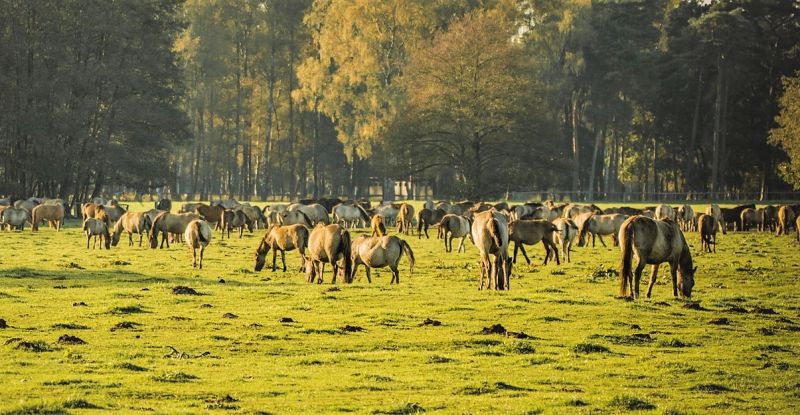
[1,0,800,202]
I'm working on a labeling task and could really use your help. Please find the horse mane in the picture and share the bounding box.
[297,210,314,227]
[339,229,352,283]
[356,204,371,222]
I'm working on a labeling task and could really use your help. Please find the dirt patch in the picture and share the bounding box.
[57,334,86,345]
[630,324,642,330]
[691,383,733,393]
[200,303,213,308]
[325,287,341,292]
[341,325,365,332]
[206,394,239,410]
[218,278,226,284]
[222,313,238,319]
[682,302,708,311]
[480,323,531,339]
[14,340,53,352]
[653,301,671,307]
[421,318,442,326]
[172,286,201,295]
[111,321,141,331]
[725,306,748,313]
[0,318,7,329]
[708,317,731,325]
[573,342,610,354]
[751,306,778,315]
[279,317,295,323]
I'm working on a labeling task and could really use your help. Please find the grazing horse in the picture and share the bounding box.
[288,203,330,225]
[332,204,371,228]
[705,204,726,234]
[677,205,695,231]
[439,214,471,253]
[776,205,795,236]
[83,218,111,249]
[305,224,352,284]
[563,203,603,219]
[396,203,415,235]
[81,203,103,222]
[740,208,761,231]
[239,205,267,229]
[619,216,696,299]
[508,219,560,265]
[254,224,309,272]
[471,210,512,290]
[2,207,29,230]
[350,235,415,284]
[423,200,435,210]
[373,205,399,225]
[698,214,716,253]
[416,208,446,239]
[195,204,225,229]
[184,219,212,269]
[221,209,250,239]
[279,210,314,228]
[577,213,627,247]
[796,216,800,243]
[180,202,204,214]
[150,212,200,249]
[31,204,64,231]
[654,204,675,221]
[111,212,153,247]
[155,199,172,212]
[761,205,778,232]
[371,215,387,237]
[551,218,577,263]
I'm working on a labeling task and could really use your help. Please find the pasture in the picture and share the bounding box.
[0,202,798,414]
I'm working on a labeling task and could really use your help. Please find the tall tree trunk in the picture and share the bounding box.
[571,91,581,193]
[588,125,603,201]
[686,69,703,193]
[711,52,723,196]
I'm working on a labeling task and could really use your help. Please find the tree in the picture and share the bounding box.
[770,72,800,188]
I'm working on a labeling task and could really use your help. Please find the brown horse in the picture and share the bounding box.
[739,208,761,231]
[150,212,200,249]
[698,214,716,253]
[396,203,414,235]
[350,235,415,284]
[371,215,387,237]
[184,219,212,269]
[83,218,111,249]
[31,204,64,231]
[416,208,446,239]
[254,224,309,272]
[471,210,512,290]
[195,204,225,229]
[111,211,153,247]
[776,205,795,236]
[304,224,352,284]
[619,216,695,299]
[508,219,560,266]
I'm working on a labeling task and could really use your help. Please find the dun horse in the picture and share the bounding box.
[111,212,153,247]
[350,235,415,284]
[83,218,111,249]
[371,215,387,237]
[31,204,64,231]
[396,203,414,235]
[305,224,352,284]
[508,219,560,265]
[619,216,696,299]
[254,224,309,272]
[776,205,795,236]
[698,214,716,253]
[184,219,212,269]
[439,214,471,253]
[471,210,512,290]
[150,212,201,249]
[551,218,577,263]
[416,208,446,239]
[577,213,627,247]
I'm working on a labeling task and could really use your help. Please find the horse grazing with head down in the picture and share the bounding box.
[350,235,415,284]
[305,224,352,284]
[254,224,309,272]
[416,208,446,239]
[371,215,387,237]
[111,211,153,247]
[698,214,716,253]
[395,203,415,235]
[619,216,695,299]
[439,214,471,253]
[83,218,111,249]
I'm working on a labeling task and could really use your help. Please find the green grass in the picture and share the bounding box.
[0,201,798,413]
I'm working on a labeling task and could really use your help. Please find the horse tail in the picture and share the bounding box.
[401,239,415,276]
[619,218,635,297]
[339,229,352,283]
[196,221,209,245]
[82,218,89,233]
[416,210,424,235]
[488,217,503,249]
[31,206,40,231]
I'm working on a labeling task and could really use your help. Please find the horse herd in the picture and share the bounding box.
[2,196,800,299]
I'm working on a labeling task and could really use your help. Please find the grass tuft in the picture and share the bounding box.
[608,395,656,410]
[572,343,610,354]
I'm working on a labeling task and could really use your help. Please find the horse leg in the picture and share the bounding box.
[669,263,679,297]
[598,234,607,247]
[645,264,660,299]
[512,242,519,264]
[633,258,646,299]
[191,247,197,268]
[424,224,429,239]
[542,243,550,265]
[548,240,560,265]
[199,245,204,269]
[281,250,287,272]
[519,244,531,265]
[318,263,325,284]
[86,234,90,249]
[366,267,372,284]
[457,237,466,253]
[271,249,278,272]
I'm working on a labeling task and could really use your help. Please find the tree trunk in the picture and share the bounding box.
[571,91,581,193]
[711,52,723,196]
[686,69,703,193]
[588,125,603,201]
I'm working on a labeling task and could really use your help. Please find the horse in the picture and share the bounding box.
[83,218,111,249]
[195,204,225,229]
[212,199,240,210]
[704,204,726,234]
[439,214,471,253]
[577,213,627,248]
[150,212,201,249]
[221,209,250,239]
[618,216,696,299]
[81,203,104,222]
[698,214,716,253]
[102,203,127,225]
[721,203,756,231]
[373,205,399,226]
[563,203,603,219]
[111,211,153,247]
[471,210,512,290]
[676,205,695,232]
[332,204,371,228]
[396,203,415,235]
[371,215,387,237]
[551,217,577,263]
[423,200,435,210]
[31,204,64,231]
[416,208,447,239]
[155,199,172,212]
[184,219,212,269]
[654,204,675,221]
[239,205,267,229]
[288,203,330,225]
[796,216,800,243]
[776,205,795,236]
[304,224,352,284]
[761,205,778,232]
[508,219,560,266]
[14,198,39,213]
[263,204,288,227]
[279,209,314,228]
[179,202,204,214]
[434,201,455,214]
[350,235,415,284]
[254,224,309,272]
[1,207,28,230]
[740,208,761,231]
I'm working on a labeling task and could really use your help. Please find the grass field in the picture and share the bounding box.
[0,202,798,414]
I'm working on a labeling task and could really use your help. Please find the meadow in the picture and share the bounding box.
[0,202,798,414]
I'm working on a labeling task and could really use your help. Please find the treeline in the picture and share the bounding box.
[2,1,800,201]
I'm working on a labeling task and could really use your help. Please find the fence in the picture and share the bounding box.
[506,190,800,203]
